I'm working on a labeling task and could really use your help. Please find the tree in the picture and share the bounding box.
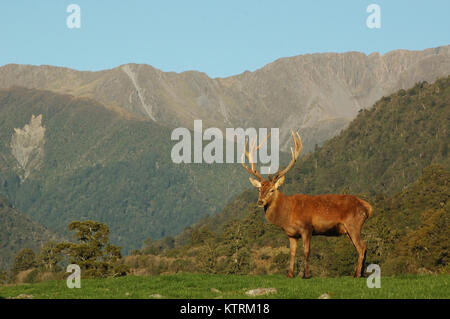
[190,226,214,246]
[12,248,36,274]
[0,267,8,284]
[37,241,64,272]
[221,220,251,274]
[196,240,218,274]
[58,220,127,278]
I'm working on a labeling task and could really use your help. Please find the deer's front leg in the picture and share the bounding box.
[288,237,298,278]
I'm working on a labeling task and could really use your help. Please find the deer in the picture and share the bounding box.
[241,131,372,278]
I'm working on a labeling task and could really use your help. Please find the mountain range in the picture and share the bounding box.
[1,45,449,151]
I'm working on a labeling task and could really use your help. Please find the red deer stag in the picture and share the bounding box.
[241,132,372,278]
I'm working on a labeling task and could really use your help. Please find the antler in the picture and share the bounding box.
[271,131,303,181]
[241,132,271,181]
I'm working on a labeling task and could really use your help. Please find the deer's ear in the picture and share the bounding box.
[249,177,261,188]
[274,176,285,189]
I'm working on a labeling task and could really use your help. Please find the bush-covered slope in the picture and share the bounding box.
[370,164,449,274]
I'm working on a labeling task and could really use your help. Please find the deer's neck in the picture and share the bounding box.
[264,190,290,228]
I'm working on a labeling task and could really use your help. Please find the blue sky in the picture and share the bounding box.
[1,0,449,78]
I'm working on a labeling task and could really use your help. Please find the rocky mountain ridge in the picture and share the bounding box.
[1,45,449,151]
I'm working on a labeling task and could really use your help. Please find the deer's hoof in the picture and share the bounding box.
[287,272,294,278]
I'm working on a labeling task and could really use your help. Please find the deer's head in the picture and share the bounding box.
[242,131,303,208]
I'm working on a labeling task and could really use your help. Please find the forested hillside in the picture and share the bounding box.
[285,76,449,196]
[138,77,449,276]
[183,76,450,234]
[0,195,61,269]
[0,87,248,254]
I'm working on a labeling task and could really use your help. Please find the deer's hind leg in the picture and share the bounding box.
[343,224,367,278]
[300,229,312,279]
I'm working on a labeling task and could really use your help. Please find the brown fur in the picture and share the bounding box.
[253,179,372,278]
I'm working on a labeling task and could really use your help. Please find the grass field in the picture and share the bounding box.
[0,274,448,299]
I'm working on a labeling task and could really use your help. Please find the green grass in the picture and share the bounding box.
[0,274,448,299]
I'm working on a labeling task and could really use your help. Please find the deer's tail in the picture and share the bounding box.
[358,199,373,219]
